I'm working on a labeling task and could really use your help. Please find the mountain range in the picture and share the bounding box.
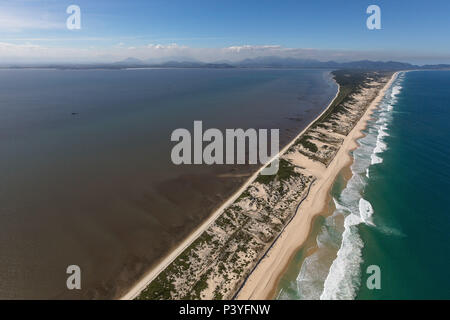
[2,56,450,71]
[82,56,450,70]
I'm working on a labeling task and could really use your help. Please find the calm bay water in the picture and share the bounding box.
[278,70,450,300]
[0,68,336,299]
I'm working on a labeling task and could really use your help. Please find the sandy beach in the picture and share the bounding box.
[235,71,399,300]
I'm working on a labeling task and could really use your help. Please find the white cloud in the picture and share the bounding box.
[147,43,187,50]
[225,45,282,53]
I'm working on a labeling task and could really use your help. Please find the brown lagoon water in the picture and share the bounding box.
[0,68,337,299]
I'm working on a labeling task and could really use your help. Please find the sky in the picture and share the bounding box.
[1,0,449,64]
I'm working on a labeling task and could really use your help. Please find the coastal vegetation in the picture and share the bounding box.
[292,70,393,165]
[135,70,392,300]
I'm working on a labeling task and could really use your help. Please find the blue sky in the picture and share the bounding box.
[1,0,449,64]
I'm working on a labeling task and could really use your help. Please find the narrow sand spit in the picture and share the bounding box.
[235,72,399,300]
[122,72,397,300]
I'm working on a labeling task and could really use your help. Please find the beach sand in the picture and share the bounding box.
[235,72,399,300]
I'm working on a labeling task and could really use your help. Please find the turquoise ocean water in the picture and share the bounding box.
[279,70,450,300]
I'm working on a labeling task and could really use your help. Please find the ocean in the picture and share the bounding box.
[277,70,450,300]
[0,68,337,299]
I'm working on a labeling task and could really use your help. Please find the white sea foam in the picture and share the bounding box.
[373,139,387,154]
[372,122,388,156]
[359,198,375,226]
[319,200,374,300]
[378,124,389,138]
[320,215,363,300]
[371,153,383,165]
[391,85,402,98]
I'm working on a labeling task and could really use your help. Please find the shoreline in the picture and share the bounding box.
[121,73,340,300]
[236,71,400,300]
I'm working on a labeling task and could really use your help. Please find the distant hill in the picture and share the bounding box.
[111,58,234,69]
[236,56,325,68]
[2,57,449,71]
[155,61,234,68]
[419,64,450,70]
[337,60,414,70]
[111,57,420,70]
[234,56,417,70]
[115,57,146,66]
